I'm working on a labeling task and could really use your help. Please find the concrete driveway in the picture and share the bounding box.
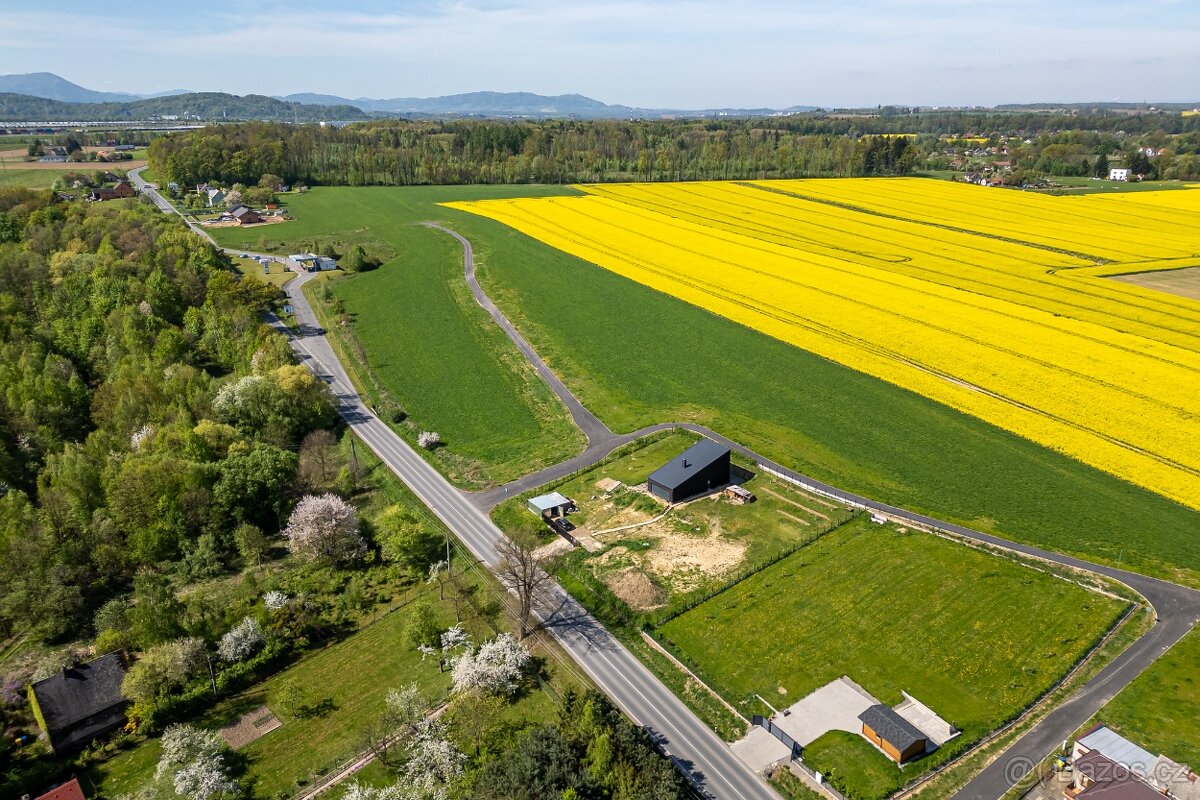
[772,676,879,747]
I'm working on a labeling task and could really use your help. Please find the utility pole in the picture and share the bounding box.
[349,437,359,473]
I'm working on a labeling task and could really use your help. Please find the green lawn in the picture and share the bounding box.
[210,187,586,489]
[657,519,1125,743]
[1096,627,1200,768]
[803,731,906,800]
[92,583,455,797]
[230,256,295,289]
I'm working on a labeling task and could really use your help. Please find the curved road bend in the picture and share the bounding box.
[423,223,1200,800]
[132,176,1200,800]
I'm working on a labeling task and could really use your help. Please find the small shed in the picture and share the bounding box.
[28,651,129,754]
[859,704,928,763]
[646,439,731,504]
[317,256,338,271]
[528,491,573,520]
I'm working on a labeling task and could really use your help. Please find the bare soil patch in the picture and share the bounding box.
[201,216,289,229]
[219,705,282,749]
[603,567,665,610]
[1111,266,1200,301]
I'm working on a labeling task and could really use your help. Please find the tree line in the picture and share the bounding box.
[148,114,1200,189]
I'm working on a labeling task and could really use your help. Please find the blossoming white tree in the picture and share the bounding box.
[263,590,289,610]
[283,493,364,562]
[217,617,264,662]
[417,431,440,450]
[450,633,530,696]
[156,724,237,800]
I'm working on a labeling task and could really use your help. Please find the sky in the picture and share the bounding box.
[0,0,1197,108]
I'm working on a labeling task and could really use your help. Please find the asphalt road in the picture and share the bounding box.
[133,177,1200,800]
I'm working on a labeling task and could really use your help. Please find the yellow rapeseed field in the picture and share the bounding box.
[445,179,1200,509]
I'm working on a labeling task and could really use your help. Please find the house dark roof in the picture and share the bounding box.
[859,704,926,751]
[647,439,730,491]
[31,651,127,736]
[1074,751,1165,800]
[35,777,86,800]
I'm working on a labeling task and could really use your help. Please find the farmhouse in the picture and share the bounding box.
[230,205,263,225]
[34,776,86,800]
[28,651,129,754]
[859,704,928,763]
[206,188,226,207]
[527,491,574,520]
[88,180,135,202]
[646,439,731,503]
[1109,168,1131,181]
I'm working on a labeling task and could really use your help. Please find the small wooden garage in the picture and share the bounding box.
[859,704,928,763]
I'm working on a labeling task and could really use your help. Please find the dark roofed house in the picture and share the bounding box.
[29,651,129,754]
[1066,751,1166,800]
[859,704,928,763]
[35,776,86,800]
[88,180,135,202]
[230,205,263,225]
[646,439,731,504]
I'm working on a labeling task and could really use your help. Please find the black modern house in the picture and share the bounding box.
[646,439,732,503]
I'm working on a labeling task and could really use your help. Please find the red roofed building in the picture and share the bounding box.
[35,776,86,800]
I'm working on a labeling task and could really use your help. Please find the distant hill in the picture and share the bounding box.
[0,72,143,103]
[0,91,368,122]
[0,72,818,119]
[278,90,819,119]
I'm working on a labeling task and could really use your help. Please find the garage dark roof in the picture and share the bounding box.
[859,704,926,751]
[647,439,730,491]
[31,651,127,735]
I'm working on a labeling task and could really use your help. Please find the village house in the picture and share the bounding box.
[88,180,135,202]
[28,652,129,754]
[230,205,263,225]
[206,188,226,207]
[1109,168,1131,181]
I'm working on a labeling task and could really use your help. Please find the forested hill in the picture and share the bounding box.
[0,91,368,122]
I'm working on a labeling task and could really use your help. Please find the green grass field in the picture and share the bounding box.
[1096,628,1200,768]
[209,188,585,488]
[657,519,1124,746]
[213,184,1200,586]
[0,169,60,188]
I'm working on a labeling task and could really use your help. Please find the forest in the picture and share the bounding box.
[146,113,1200,188]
